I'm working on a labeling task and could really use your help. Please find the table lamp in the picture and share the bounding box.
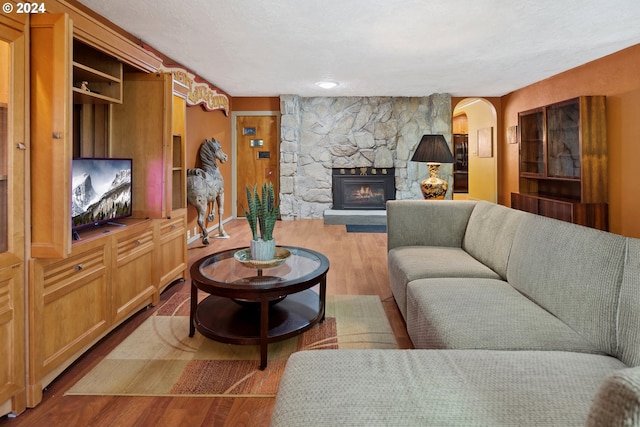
[411,134,455,199]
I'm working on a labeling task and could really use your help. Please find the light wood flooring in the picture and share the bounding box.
[0,219,411,427]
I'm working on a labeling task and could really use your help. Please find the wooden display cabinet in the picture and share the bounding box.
[26,7,187,408]
[512,96,608,230]
[111,73,188,292]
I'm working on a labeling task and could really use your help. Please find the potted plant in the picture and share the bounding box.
[244,182,279,260]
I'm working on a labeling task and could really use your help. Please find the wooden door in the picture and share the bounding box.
[0,13,27,416]
[30,13,72,258]
[110,73,172,219]
[235,116,279,216]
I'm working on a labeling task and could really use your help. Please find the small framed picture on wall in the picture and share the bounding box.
[478,127,493,158]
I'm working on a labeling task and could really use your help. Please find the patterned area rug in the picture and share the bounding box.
[66,294,397,397]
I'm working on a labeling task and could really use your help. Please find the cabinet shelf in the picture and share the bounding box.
[72,41,122,104]
[72,87,121,104]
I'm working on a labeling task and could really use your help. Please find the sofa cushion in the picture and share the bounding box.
[386,200,476,251]
[617,237,640,367]
[462,201,526,279]
[407,278,602,353]
[388,246,501,320]
[507,213,626,356]
[271,349,625,427]
[586,366,640,427]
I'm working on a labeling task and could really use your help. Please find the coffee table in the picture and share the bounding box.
[189,246,330,369]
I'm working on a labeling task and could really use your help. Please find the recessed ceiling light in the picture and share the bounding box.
[315,81,339,89]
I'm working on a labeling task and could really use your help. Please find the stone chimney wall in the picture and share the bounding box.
[280,94,452,220]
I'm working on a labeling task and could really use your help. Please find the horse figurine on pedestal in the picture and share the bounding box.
[187,138,229,245]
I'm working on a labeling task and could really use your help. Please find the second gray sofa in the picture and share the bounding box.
[270,200,640,426]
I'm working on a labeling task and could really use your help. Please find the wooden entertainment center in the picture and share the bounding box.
[26,4,188,407]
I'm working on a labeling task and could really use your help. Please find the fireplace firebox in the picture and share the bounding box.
[332,167,395,210]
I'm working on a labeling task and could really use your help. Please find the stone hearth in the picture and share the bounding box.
[279,94,452,220]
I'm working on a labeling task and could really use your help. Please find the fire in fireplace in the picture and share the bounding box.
[332,167,395,210]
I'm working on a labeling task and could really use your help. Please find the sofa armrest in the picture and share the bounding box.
[386,200,477,251]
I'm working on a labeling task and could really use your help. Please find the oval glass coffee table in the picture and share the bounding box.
[189,246,330,369]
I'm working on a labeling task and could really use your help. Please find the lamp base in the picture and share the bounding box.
[420,163,447,200]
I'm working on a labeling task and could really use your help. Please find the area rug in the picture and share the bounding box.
[345,224,387,233]
[66,294,397,398]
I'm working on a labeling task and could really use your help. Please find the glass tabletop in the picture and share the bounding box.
[194,246,328,289]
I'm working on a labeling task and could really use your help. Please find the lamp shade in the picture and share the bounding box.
[411,134,455,164]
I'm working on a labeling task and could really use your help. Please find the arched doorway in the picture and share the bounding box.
[452,98,498,202]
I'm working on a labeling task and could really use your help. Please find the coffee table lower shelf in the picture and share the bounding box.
[192,289,324,368]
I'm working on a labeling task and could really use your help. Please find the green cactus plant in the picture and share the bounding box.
[243,182,278,241]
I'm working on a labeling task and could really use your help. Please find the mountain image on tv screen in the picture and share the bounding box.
[71,158,132,229]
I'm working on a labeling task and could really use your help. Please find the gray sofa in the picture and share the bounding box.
[270,200,640,426]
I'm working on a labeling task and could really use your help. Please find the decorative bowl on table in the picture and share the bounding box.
[234,247,291,269]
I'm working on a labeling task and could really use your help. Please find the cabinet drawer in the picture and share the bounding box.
[538,199,573,222]
[159,216,184,240]
[41,246,107,304]
[116,229,154,264]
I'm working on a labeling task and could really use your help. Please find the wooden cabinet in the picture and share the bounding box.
[28,235,110,406]
[26,8,186,409]
[110,73,188,292]
[511,192,608,230]
[512,96,608,230]
[156,212,187,294]
[111,223,156,324]
[110,73,188,219]
[27,220,157,406]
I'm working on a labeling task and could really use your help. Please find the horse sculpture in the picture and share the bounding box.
[187,138,229,245]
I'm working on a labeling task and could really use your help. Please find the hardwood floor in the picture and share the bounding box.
[0,219,411,427]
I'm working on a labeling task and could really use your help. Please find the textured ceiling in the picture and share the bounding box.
[78,0,640,97]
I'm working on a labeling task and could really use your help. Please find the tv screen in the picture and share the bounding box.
[71,158,132,230]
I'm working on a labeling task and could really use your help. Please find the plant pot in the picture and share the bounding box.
[250,238,276,261]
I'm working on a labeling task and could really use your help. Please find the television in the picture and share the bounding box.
[71,158,132,231]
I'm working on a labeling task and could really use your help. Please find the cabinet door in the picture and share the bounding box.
[538,199,573,222]
[546,99,580,178]
[518,109,545,176]
[156,214,186,293]
[110,73,172,219]
[30,14,72,258]
[0,14,27,416]
[28,242,110,406]
[511,192,538,214]
[112,224,155,323]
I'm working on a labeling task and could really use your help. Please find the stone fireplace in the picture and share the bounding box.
[279,94,452,220]
[332,167,395,210]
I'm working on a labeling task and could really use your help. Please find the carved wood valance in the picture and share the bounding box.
[159,66,229,115]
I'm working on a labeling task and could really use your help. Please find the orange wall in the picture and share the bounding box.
[500,43,640,238]
[232,97,280,111]
[185,105,233,241]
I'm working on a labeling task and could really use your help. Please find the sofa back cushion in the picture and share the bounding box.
[386,200,477,251]
[507,213,626,355]
[462,201,526,279]
[617,237,640,366]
